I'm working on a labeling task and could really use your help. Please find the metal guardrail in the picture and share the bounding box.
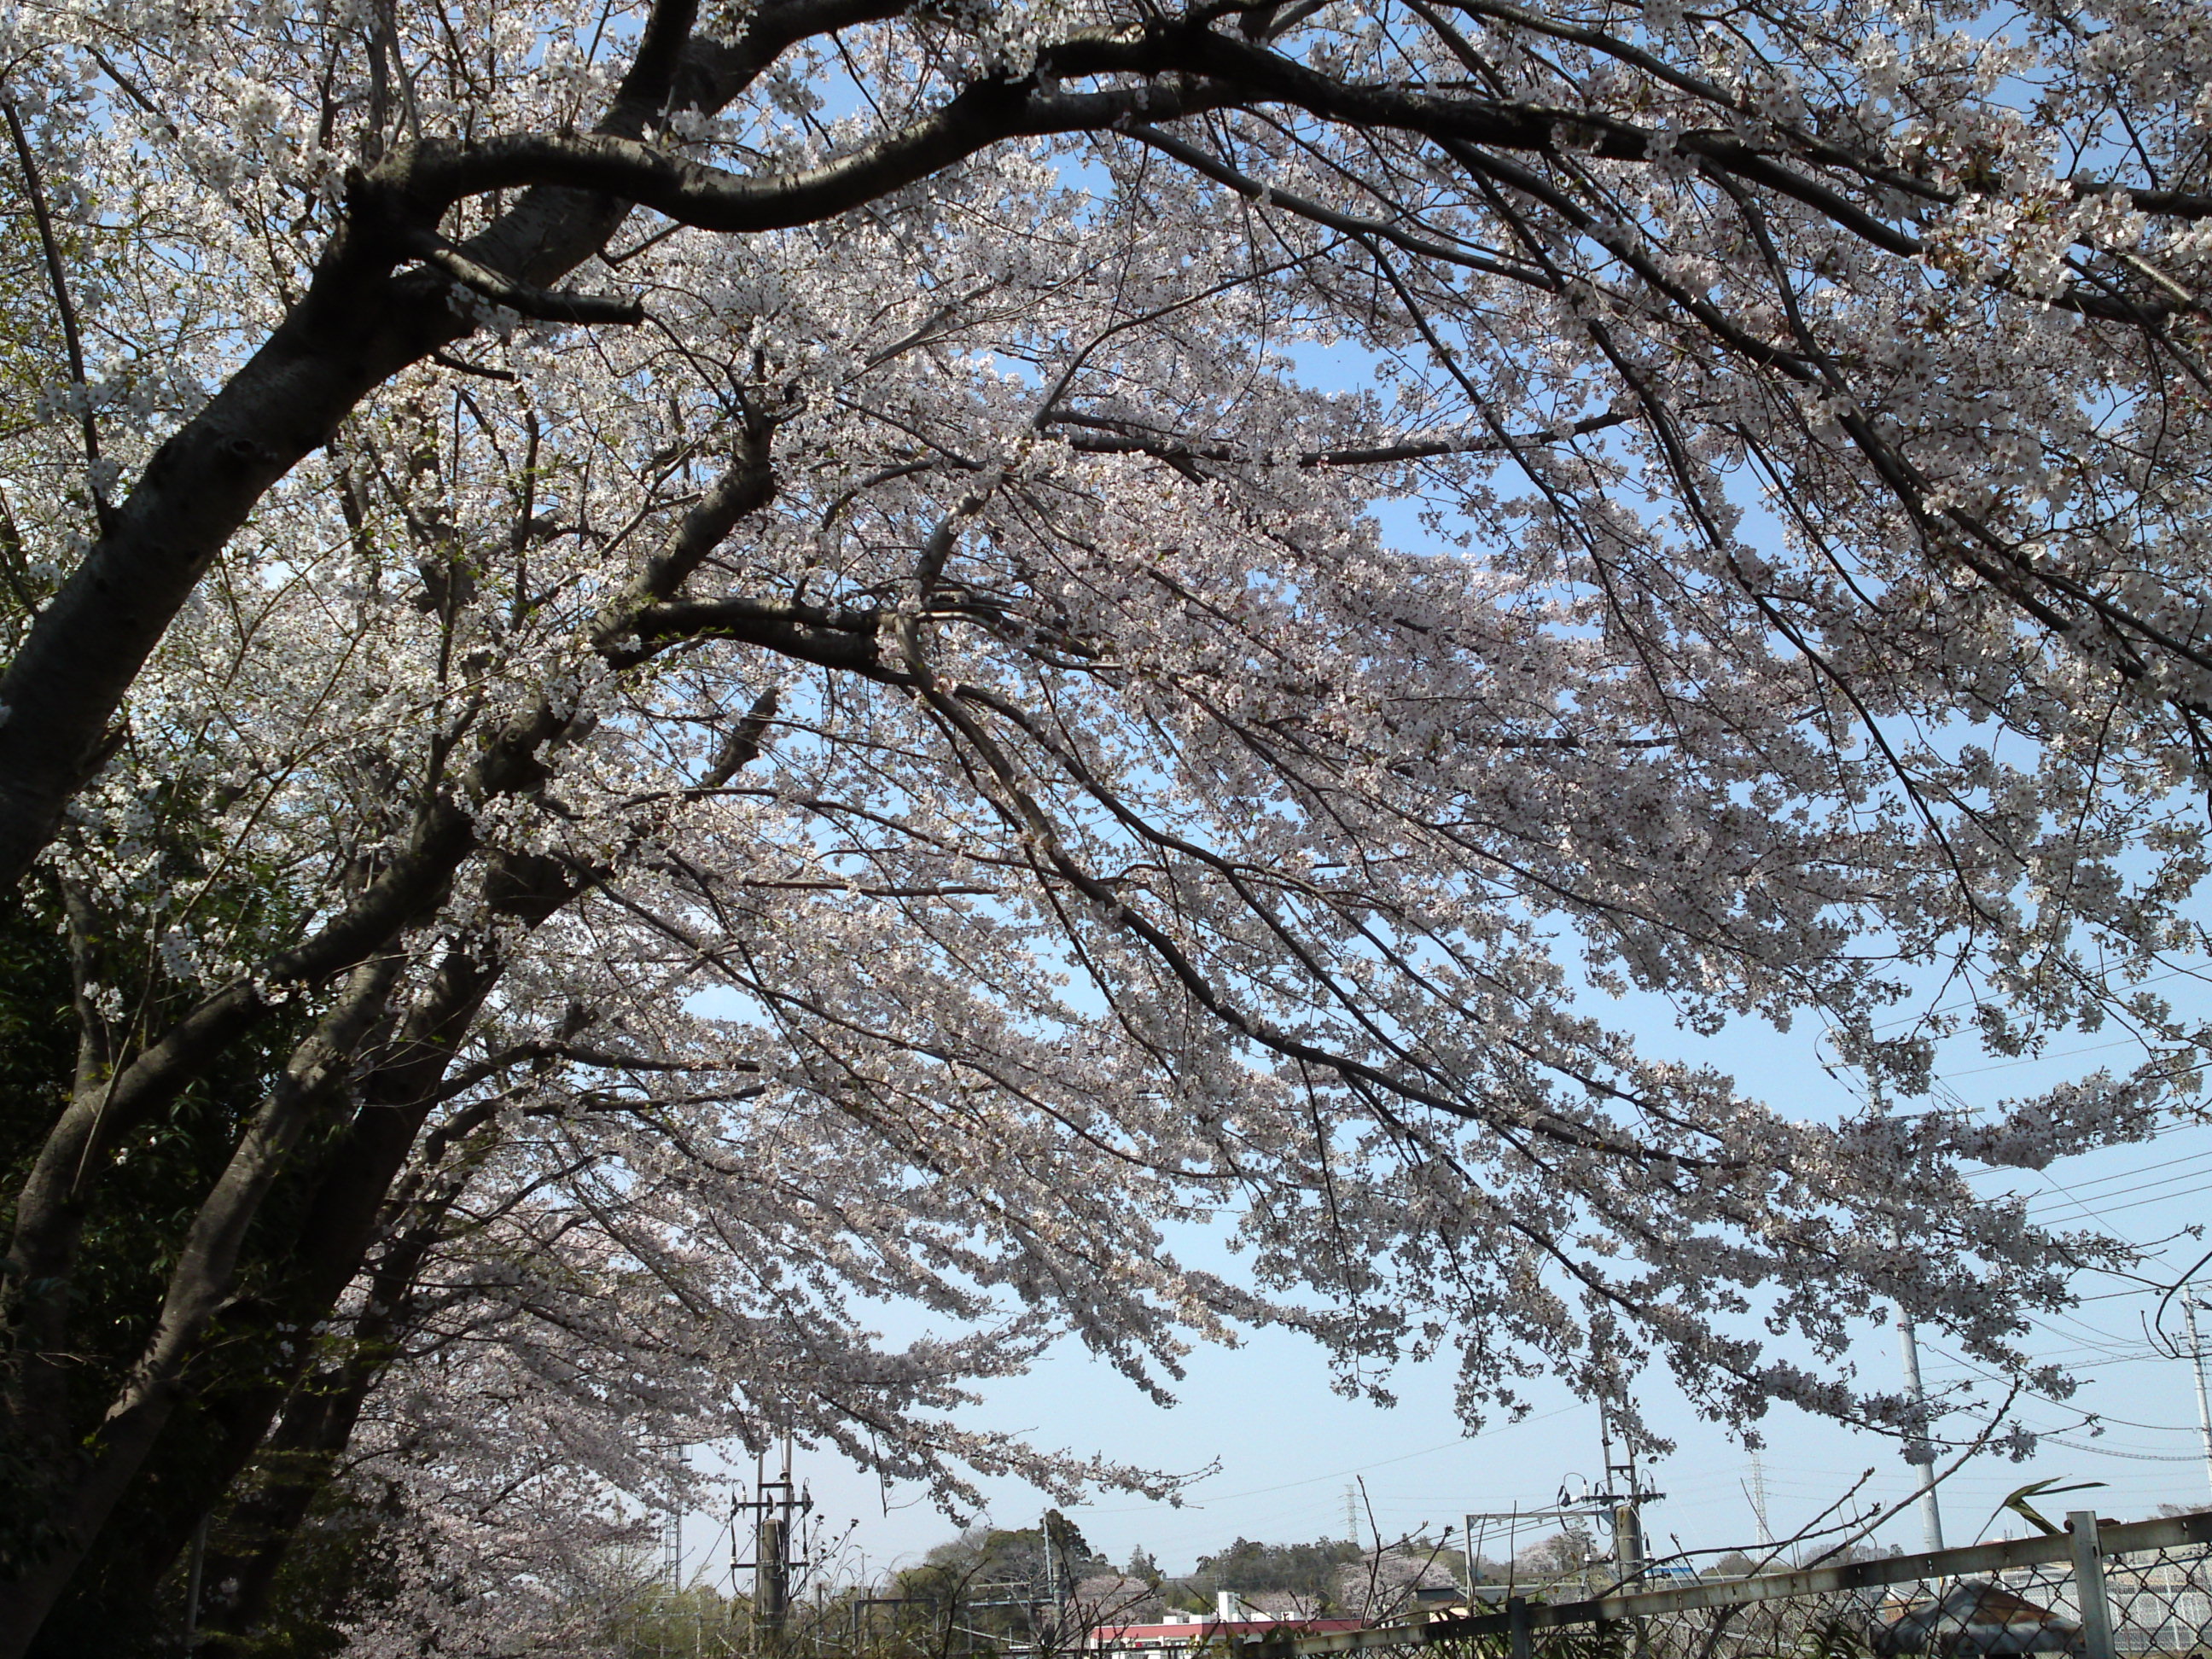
[1239,1509,2212,1656]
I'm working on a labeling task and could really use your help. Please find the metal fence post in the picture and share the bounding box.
[2067,1511,2116,1659]
[1506,1596,1532,1659]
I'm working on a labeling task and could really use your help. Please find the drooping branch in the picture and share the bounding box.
[2,101,111,532]
[4,0,2197,898]
[614,593,896,679]
[375,76,1230,236]
[1123,119,1549,283]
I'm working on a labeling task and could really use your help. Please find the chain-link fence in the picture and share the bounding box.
[1241,1511,2212,1659]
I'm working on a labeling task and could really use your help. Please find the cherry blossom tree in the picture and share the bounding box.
[2,0,2209,1648]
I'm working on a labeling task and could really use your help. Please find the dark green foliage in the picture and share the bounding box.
[1791,1615,1877,1659]
[0,890,79,1585]
[903,1516,1111,1604]
[1452,1615,1633,1659]
[0,870,343,1656]
[192,1471,415,1658]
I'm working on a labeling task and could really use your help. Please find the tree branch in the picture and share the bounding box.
[1047,408,1631,467]
[0,0,908,894]
[590,420,779,650]
[613,593,895,679]
[2,100,113,533]
[380,74,1228,235]
[402,229,645,325]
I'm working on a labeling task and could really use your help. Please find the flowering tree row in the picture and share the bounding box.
[0,0,2206,1647]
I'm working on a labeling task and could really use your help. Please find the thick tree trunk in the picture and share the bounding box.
[5,830,596,1645]
[195,1203,459,1649]
[0,262,444,888]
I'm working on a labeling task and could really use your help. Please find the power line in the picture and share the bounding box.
[1915,1336,2210,1434]
[2023,1162,2212,1218]
[1964,1115,2208,1184]
[2021,1147,2212,1206]
[2037,1182,2212,1223]
[1860,962,2212,1038]
[1938,1036,2149,1080]
[2034,1436,2208,1464]
[1076,1400,1590,1514]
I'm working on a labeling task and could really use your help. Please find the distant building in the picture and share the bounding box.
[1082,1614,1368,1656]
[1085,1595,1365,1656]
[1996,1548,2212,1656]
[1869,1581,2083,1656]
[2104,1550,2212,1655]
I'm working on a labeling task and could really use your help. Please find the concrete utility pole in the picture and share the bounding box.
[1597,1399,1650,1585]
[738,1436,811,1644]
[1895,1312,1946,1552]
[2185,1289,2212,1502]
[181,1515,208,1651]
[754,1441,795,1636]
[1044,1511,1060,1614]
[1611,1493,1645,1583]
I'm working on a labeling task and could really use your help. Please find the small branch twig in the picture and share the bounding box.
[429,349,520,381]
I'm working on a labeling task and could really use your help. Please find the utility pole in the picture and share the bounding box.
[736,1439,811,1647]
[1895,1311,1946,1551]
[1597,1399,1655,1586]
[181,1514,208,1651]
[748,1439,803,1641]
[2185,1289,2212,1502]
[1345,1484,1362,1546]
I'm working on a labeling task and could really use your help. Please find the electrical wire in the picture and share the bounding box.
[1939,1037,2151,1080]
[1916,1336,2208,1434]
[2023,1148,2212,1205]
[2035,1436,2209,1464]
[1964,1115,2209,1184]
[2023,1163,2212,1219]
[1862,963,2212,1037]
[1074,1401,1590,1515]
